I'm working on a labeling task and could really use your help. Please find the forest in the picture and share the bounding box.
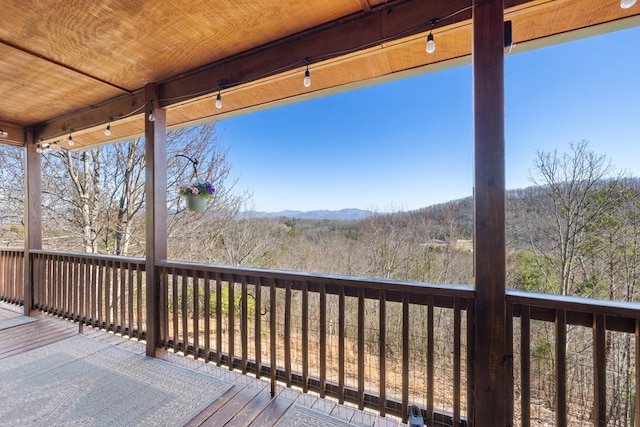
[1,124,639,425]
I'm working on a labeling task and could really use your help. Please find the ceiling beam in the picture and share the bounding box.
[33,91,145,144]
[0,121,25,146]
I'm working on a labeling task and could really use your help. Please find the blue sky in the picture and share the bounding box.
[220,25,640,213]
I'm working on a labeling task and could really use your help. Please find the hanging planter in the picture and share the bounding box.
[178,181,215,212]
[184,194,207,212]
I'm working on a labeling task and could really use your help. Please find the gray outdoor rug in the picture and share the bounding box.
[0,315,37,331]
[0,335,233,426]
[276,405,353,427]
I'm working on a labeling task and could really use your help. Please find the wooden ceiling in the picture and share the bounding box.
[0,0,638,149]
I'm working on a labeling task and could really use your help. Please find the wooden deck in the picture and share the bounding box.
[0,305,401,427]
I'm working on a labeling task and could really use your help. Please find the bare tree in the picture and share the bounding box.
[528,140,620,295]
[0,145,25,246]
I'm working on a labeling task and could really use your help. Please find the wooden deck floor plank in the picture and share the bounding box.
[184,382,248,426]
[0,317,78,359]
[199,385,264,426]
[224,388,277,427]
[248,394,295,426]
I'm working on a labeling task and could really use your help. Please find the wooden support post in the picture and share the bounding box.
[24,129,41,315]
[472,0,507,426]
[145,83,168,357]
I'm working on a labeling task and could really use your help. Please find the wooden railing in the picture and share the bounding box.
[507,290,640,427]
[31,250,146,339]
[0,249,24,305]
[3,249,640,426]
[157,260,475,425]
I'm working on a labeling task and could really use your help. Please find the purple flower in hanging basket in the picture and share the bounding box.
[178,181,215,199]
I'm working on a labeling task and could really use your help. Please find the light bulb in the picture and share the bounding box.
[36,146,43,154]
[51,143,62,152]
[148,109,155,122]
[105,124,111,136]
[303,69,311,88]
[621,0,636,8]
[426,32,436,54]
[68,135,74,146]
[215,93,222,109]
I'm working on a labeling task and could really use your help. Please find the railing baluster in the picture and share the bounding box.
[79,257,85,324]
[65,256,71,318]
[284,279,292,387]
[270,278,277,397]
[158,266,166,346]
[466,298,475,427]
[204,271,211,360]
[112,260,118,331]
[137,265,143,339]
[87,259,98,325]
[193,271,200,360]
[241,276,248,373]
[62,255,68,316]
[302,281,309,391]
[120,261,126,333]
[338,285,345,403]
[172,268,179,352]
[105,261,111,329]
[320,283,327,398]
[379,290,386,417]
[228,275,235,370]
[216,272,222,366]
[556,309,567,427]
[181,269,188,354]
[358,285,365,410]
[127,264,134,336]
[454,298,461,426]
[520,305,531,427]
[97,259,104,327]
[427,294,434,426]
[402,291,409,425]
[55,255,61,315]
[593,314,606,427]
[255,277,262,378]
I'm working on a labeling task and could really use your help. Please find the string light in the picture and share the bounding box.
[303,58,311,88]
[426,32,436,54]
[104,118,112,136]
[621,0,636,8]
[148,108,155,122]
[68,134,74,146]
[215,90,223,109]
[36,142,62,153]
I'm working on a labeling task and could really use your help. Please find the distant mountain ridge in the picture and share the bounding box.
[251,208,374,221]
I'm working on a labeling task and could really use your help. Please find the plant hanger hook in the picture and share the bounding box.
[175,154,199,179]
